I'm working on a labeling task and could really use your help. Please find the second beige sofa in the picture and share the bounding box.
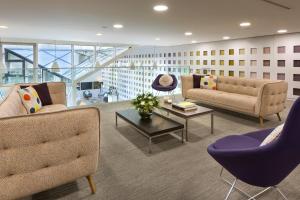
[181,75,288,125]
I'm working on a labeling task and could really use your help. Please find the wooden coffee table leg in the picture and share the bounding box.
[115,113,118,127]
[211,112,214,134]
[148,137,152,154]
[185,119,188,141]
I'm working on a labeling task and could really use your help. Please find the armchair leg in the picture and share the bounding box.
[86,175,96,194]
[276,113,282,121]
[259,116,264,127]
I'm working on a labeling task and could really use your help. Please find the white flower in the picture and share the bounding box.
[140,101,145,106]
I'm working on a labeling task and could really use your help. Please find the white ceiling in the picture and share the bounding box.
[0,0,299,46]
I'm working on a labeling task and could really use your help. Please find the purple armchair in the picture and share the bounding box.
[207,98,300,200]
[151,74,178,92]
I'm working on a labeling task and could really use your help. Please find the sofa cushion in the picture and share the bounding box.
[186,89,257,113]
[193,74,203,88]
[37,104,67,113]
[159,74,173,87]
[21,83,53,106]
[0,86,27,118]
[18,87,42,114]
[200,75,217,90]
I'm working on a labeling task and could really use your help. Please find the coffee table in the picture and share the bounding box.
[158,103,214,141]
[115,109,184,153]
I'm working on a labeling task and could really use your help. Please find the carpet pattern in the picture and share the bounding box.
[20,100,300,200]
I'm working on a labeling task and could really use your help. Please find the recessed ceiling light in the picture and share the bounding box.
[223,36,230,40]
[277,29,287,34]
[113,24,123,29]
[96,33,103,36]
[240,22,251,27]
[191,40,197,44]
[185,32,192,36]
[155,38,160,41]
[153,4,168,12]
[0,26,8,29]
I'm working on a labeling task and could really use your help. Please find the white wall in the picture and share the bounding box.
[119,33,300,99]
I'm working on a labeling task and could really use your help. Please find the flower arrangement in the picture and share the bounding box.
[132,93,159,119]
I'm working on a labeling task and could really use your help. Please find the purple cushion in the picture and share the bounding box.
[193,74,202,88]
[213,135,261,150]
[20,83,53,106]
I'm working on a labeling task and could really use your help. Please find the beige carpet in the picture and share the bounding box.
[21,100,300,200]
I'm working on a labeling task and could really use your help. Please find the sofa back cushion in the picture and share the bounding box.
[0,85,27,118]
[217,76,268,97]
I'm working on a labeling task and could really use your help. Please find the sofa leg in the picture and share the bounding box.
[86,175,96,194]
[259,117,264,127]
[277,113,282,121]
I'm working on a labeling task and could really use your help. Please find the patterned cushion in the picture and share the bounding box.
[200,75,217,90]
[18,86,42,114]
[260,124,284,146]
[193,74,203,88]
[159,74,173,87]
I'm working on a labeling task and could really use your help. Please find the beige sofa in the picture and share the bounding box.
[0,82,100,200]
[181,75,288,125]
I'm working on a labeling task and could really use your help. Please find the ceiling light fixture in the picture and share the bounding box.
[191,40,197,44]
[0,26,8,29]
[96,33,103,36]
[185,32,192,36]
[223,36,230,40]
[277,29,287,34]
[240,22,251,27]
[113,24,123,29]
[155,38,160,41]
[153,4,168,12]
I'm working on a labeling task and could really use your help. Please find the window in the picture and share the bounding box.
[220,60,224,66]
[239,60,245,66]
[211,70,216,75]
[278,60,285,67]
[239,71,245,78]
[293,88,300,96]
[173,53,176,57]
[250,72,257,79]
[184,52,187,57]
[203,70,208,74]
[263,60,270,67]
[251,60,257,66]
[263,47,271,54]
[168,53,172,57]
[239,48,245,55]
[178,52,181,57]
[203,51,208,56]
[294,45,300,53]
[229,60,234,66]
[220,50,225,55]
[211,50,216,56]
[196,60,200,65]
[190,60,194,65]
[263,72,270,79]
[196,51,200,56]
[293,74,300,81]
[277,46,285,54]
[190,51,194,56]
[251,48,257,54]
[277,73,285,80]
[294,60,300,67]
[219,70,224,76]
[211,60,216,65]
[203,60,207,65]
[229,71,234,77]
[229,49,234,55]
[178,60,182,65]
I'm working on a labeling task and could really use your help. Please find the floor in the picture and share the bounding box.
[21,100,300,200]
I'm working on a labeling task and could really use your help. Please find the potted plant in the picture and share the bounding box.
[132,93,159,119]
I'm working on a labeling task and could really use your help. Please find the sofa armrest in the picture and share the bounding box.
[47,82,67,105]
[0,107,100,200]
[181,75,193,99]
[256,81,288,117]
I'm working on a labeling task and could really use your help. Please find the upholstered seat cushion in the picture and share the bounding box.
[37,104,67,113]
[159,74,173,87]
[213,135,261,150]
[186,89,257,113]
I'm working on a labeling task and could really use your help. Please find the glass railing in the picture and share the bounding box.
[0,66,191,106]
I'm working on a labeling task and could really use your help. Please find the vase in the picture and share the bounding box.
[139,111,153,120]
